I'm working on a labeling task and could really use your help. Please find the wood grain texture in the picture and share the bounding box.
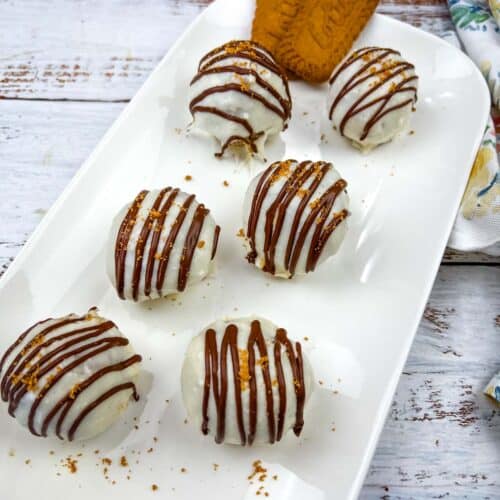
[0,1,499,499]
[0,1,205,101]
[0,0,453,101]
[363,266,500,499]
[0,99,125,275]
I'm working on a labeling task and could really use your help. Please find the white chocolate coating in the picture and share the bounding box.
[181,316,314,446]
[243,160,349,278]
[328,47,418,151]
[188,40,291,159]
[0,309,141,441]
[107,188,220,302]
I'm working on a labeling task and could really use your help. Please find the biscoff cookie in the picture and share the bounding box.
[251,0,298,54]
[275,0,379,83]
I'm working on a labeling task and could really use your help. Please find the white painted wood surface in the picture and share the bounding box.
[0,1,498,498]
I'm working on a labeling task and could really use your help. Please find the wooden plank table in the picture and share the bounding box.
[0,1,499,498]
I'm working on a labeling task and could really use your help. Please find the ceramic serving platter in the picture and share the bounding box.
[0,1,490,499]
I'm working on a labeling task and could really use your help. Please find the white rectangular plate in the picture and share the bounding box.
[0,1,490,499]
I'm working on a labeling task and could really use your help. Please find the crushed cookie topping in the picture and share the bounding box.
[256,356,268,368]
[238,349,250,391]
[11,364,40,392]
[68,384,80,400]
[309,198,320,210]
[248,459,267,481]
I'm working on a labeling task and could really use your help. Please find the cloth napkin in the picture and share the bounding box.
[444,2,500,255]
[445,1,500,404]
[484,372,500,403]
[489,0,500,30]
[448,0,500,108]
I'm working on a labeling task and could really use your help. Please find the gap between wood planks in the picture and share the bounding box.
[0,1,453,102]
[0,96,130,104]
[442,260,500,267]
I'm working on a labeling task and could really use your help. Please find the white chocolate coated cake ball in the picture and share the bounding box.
[181,316,313,446]
[107,187,220,302]
[328,47,418,150]
[0,308,141,441]
[243,159,349,278]
[188,40,291,159]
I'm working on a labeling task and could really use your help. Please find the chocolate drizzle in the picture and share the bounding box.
[202,320,305,446]
[114,188,220,301]
[189,40,291,157]
[0,312,142,441]
[329,47,418,142]
[246,160,349,277]
[115,190,147,299]
[178,203,210,292]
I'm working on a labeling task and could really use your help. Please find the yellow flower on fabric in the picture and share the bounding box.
[461,144,495,219]
[489,0,500,26]
[484,371,500,404]
[480,60,492,79]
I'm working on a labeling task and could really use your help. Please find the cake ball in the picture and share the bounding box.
[181,316,313,445]
[0,308,142,441]
[189,40,292,159]
[328,47,418,150]
[243,159,349,278]
[107,187,220,302]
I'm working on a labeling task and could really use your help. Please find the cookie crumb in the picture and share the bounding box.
[184,175,193,181]
[64,456,78,474]
[248,459,267,481]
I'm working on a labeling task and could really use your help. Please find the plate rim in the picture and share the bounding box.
[349,13,491,500]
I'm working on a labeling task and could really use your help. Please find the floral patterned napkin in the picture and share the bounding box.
[448,0,500,108]
[444,2,500,404]
[489,0,500,28]
[444,3,500,256]
[484,372,500,403]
